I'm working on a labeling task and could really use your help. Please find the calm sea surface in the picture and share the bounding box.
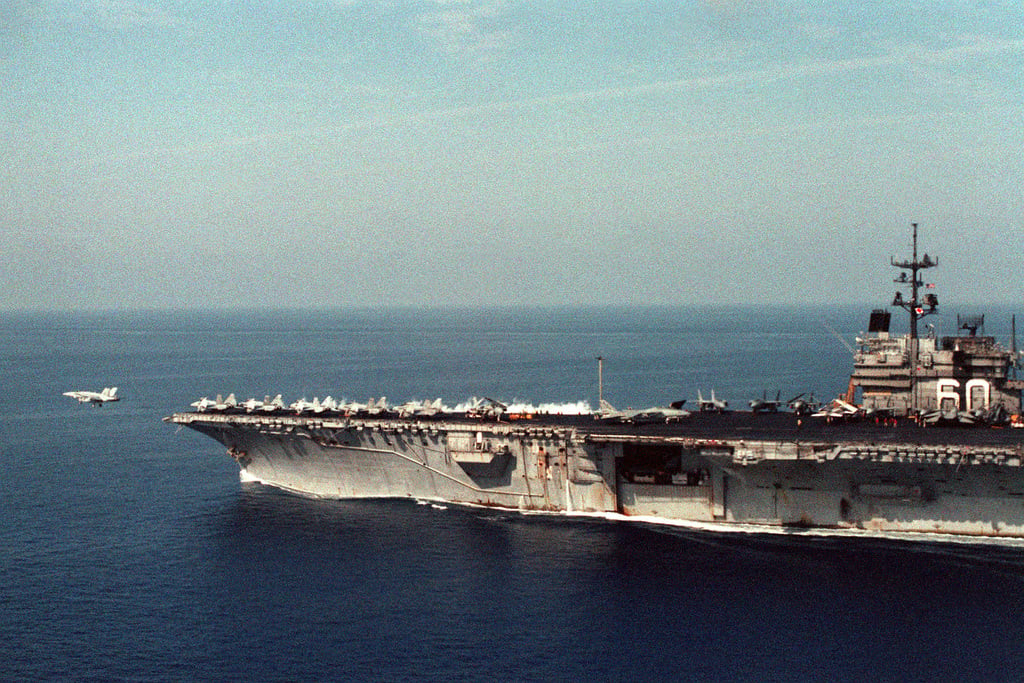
[3,306,1024,681]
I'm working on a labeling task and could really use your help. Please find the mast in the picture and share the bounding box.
[890,223,939,340]
[1013,315,1019,380]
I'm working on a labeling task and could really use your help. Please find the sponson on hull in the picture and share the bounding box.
[168,225,1024,539]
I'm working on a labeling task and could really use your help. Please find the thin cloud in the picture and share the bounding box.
[79,0,179,30]
[416,1,515,61]
[913,37,1024,62]
[79,34,1022,171]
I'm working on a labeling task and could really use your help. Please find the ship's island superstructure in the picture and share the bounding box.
[849,224,1023,421]
[169,225,1024,539]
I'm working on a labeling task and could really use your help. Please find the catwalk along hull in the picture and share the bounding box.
[171,411,1024,538]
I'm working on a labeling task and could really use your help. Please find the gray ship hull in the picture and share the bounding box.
[171,411,1024,539]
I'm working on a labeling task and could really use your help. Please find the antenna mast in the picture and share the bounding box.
[890,222,939,339]
[1013,315,1019,380]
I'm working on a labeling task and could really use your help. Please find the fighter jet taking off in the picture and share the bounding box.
[63,387,120,406]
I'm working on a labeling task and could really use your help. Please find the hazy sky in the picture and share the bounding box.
[3,1,1022,310]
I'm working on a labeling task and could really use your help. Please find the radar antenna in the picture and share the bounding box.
[958,314,984,337]
[890,222,938,339]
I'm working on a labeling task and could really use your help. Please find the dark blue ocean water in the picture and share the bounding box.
[4,306,1024,681]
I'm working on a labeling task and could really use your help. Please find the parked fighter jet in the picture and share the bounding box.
[189,393,236,412]
[259,394,285,413]
[289,397,318,414]
[63,387,119,406]
[212,394,237,412]
[697,390,728,412]
[190,396,216,412]
[240,396,265,413]
[596,399,629,421]
[749,391,781,413]
[365,397,388,415]
[396,398,444,417]
[465,397,507,420]
[338,399,367,415]
[786,393,819,416]
[597,399,691,423]
[314,396,338,413]
[417,398,445,416]
[812,398,862,420]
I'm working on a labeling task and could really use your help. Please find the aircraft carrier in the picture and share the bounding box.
[169,225,1024,539]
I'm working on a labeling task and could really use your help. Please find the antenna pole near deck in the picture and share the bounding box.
[1013,315,1019,380]
[596,356,604,406]
[890,222,939,340]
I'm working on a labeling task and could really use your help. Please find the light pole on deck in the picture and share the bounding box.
[596,356,604,407]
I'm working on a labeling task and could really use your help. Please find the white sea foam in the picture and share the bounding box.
[239,468,261,483]
[454,500,1024,548]
[414,498,450,511]
[447,397,593,414]
[554,510,1024,548]
[504,400,593,415]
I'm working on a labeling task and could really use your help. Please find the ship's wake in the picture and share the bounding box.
[562,510,1024,549]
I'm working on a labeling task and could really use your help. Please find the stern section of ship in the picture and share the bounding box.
[595,432,1024,537]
